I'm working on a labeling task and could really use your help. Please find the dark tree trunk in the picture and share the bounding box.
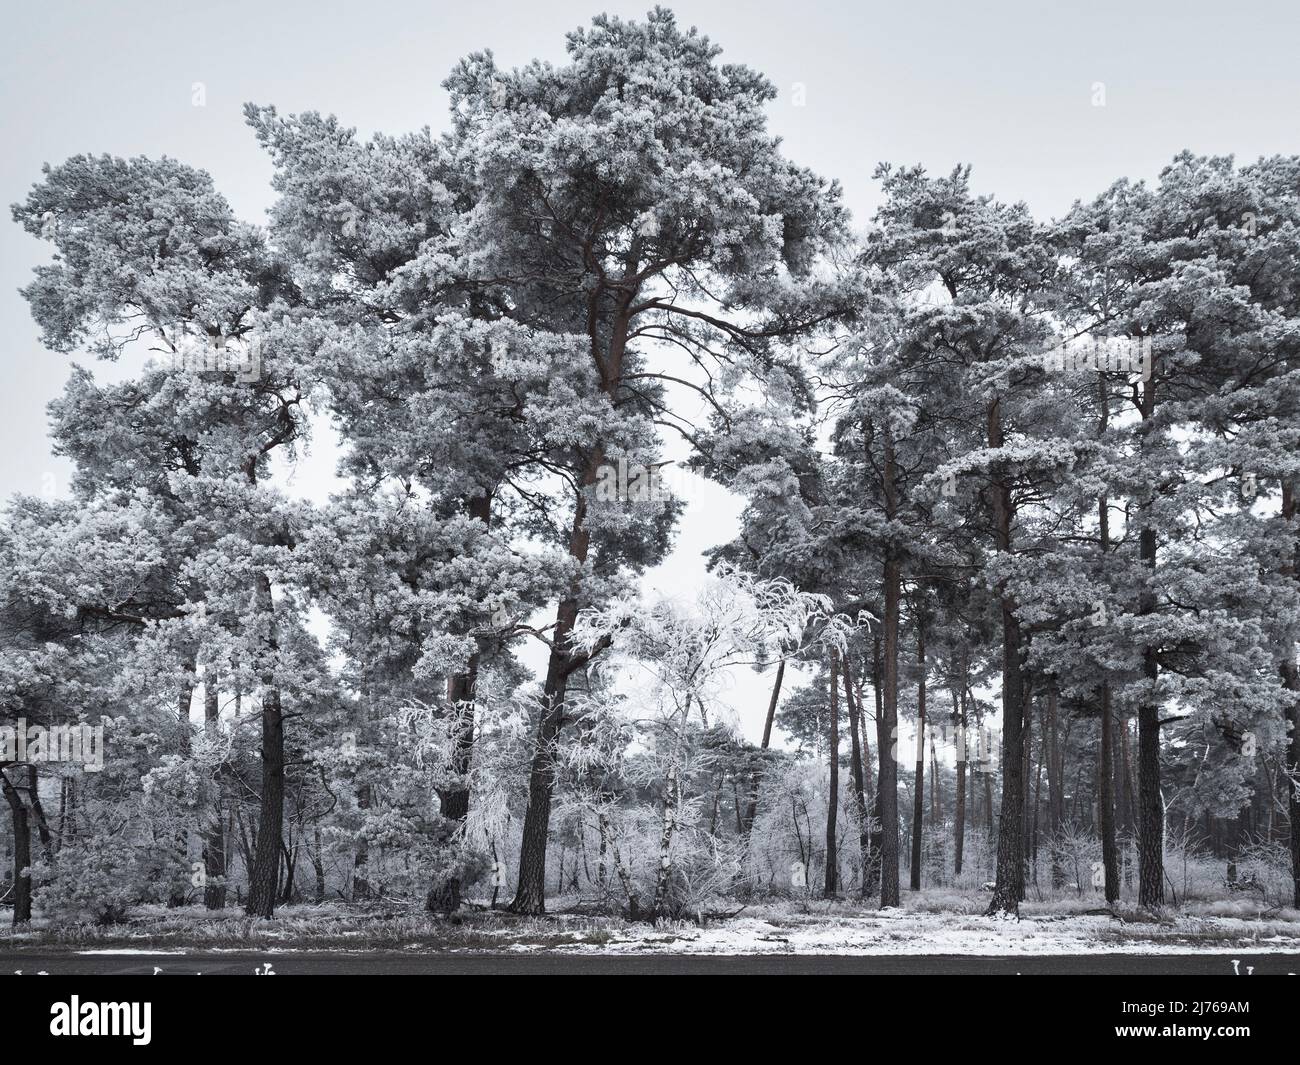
[954,685,967,877]
[824,649,840,897]
[1099,682,1120,903]
[245,574,284,919]
[1094,384,1120,904]
[1046,688,1065,890]
[910,626,926,890]
[63,776,79,847]
[1287,766,1300,894]
[597,814,609,896]
[743,658,786,834]
[437,668,479,826]
[983,734,995,842]
[427,653,479,914]
[1136,527,1165,910]
[246,685,284,918]
[599,810,639,919]
[1135,360,1165,909]
[877,434,902,908]
[1280,477,1300,907]
[844,654,870,896]
[930,730,939,824]
[25,765,53,863]
[1020,687,1034,898]
[311,824,326,903]
[511,284,636,916]
[1226,809,1247,884]
[1031,731,1042,884]
[511,635,574,915]
[56,777,69,851]
[279,837,298,904]
[510,475,592,915]
[352,782,371,901]
[2,768,32,924]
[708,769,723,837]
[168,677,194,906]
[865,637,885,896]
[1288,683,1300,907]
[428,492,491,913]
[203,680,227,909]
[986,398,1028,916]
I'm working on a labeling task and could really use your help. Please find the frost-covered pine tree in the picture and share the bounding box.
[12,154,319,918]
[418,9,858,913]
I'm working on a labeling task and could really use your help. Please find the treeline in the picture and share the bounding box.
[1,9,1298,927]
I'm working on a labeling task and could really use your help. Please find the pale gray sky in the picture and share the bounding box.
[3,0,1297,741]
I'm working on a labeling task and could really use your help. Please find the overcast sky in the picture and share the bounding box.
[2,0,1297,741]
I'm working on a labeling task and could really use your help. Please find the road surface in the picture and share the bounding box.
[3,950,1297,974]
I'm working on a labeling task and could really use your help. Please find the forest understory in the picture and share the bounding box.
[6,837,1300,956]
[4,895,1299,957]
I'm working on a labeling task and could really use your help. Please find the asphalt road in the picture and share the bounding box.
[3,951,1297,974]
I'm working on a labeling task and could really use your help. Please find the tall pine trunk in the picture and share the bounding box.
[1279,478,1300,907]
[909,627,926,890]
[511,456,597,914]
[930,730,940,824]
[1021,691,1034,897]
[954,684,967,877]
[1287,682,1300,909]
[511,602,579,914]
[987,397,1028,916]
[844,654,871,896]
[1045,688,1065,890]
[865,637,885,896]
[1098,680,1119,902]
[311,825,326,903]
[824,650,840,897]
[982,726,995,844]
[512,287,635,915]
[878,430,902,908]
[168,677,193,907]
[203,679,227,910]
[1095,383,1120,904]
[246,570,284,919]
[1135,359,1165,909]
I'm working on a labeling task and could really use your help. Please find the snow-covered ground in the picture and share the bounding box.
[5,894,1299,957]
[548,907,1300,957]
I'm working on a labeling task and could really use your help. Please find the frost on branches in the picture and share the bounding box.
[2,11,1300,942]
